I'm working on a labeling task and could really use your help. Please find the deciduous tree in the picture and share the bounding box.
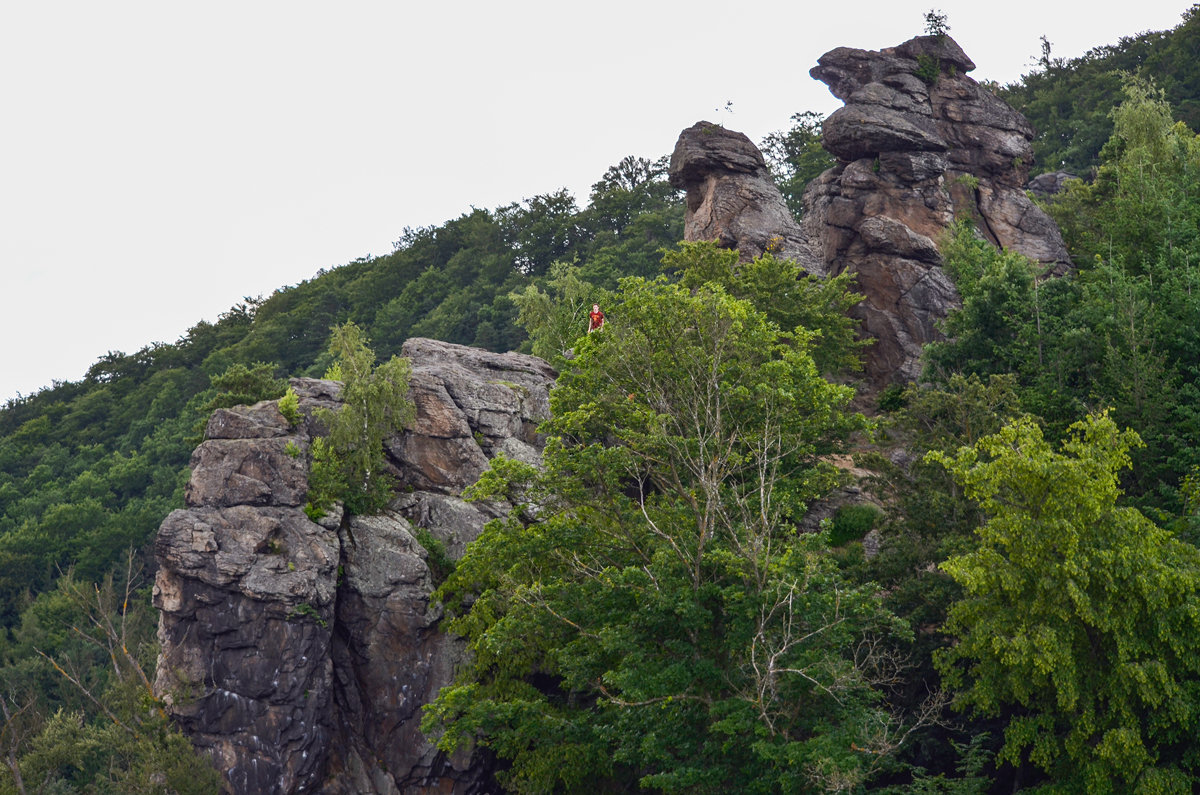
[931,413,1200,791]
[425,278,913,793]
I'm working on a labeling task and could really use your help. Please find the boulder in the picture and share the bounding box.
[1027,170,1079,197]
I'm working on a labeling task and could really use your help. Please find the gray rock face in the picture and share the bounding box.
[803,34,1071,383]
[154,340,556,794]
[155,385,338,795]
[668,122,824,273]
[1027,170,1078,197]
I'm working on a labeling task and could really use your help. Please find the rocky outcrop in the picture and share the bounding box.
[669,35,1070,385]
[155,387,339,794]
[1027,170,1078,198]
[804,34,1070,383]
[669,122,824,272]
[154,339,556,794]
[324,340,554,795]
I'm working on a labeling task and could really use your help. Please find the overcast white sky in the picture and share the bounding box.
[1,1,1192,401]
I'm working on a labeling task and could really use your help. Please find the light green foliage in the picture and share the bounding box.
[510,261,609,369]
[426,277,906,792]
[308,322,414,516]
[1051,78,1200,272]
[286,602,327,629]
[931,413,1200,790]
[277,386,301,425]
[662,240,865,374]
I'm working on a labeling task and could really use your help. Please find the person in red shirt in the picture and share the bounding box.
[587,304,605,333]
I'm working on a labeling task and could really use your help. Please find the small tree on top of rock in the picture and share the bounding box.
[924,9,950,38]
[307,322,414,517]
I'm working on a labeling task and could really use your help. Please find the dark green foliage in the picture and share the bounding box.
[760,111,835,217]
[204,361,285,410]
[828,504,882,546]
[412,528,455,586]
[1001,7,1200,174]
[0,557,222,794]
[915,54,941,86]
[923,9,949,38]
[876,383,906,412]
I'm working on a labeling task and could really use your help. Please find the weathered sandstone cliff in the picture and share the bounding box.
[154,339,555,794]
[669,34,1070,384]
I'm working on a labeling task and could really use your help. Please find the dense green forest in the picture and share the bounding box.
[999,3,1200,174]
[5,7,1200,791]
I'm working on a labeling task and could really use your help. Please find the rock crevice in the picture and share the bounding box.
[154,339,556,794]
[669,34,1070,385]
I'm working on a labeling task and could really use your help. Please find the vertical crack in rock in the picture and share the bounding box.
[805,34,1070,384]
[670,34,1070,387]
[155,340,555,794]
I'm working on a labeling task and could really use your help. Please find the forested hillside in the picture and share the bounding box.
[5,7,1200,791]
[1001,4,1200,174]
[0,155,684,788]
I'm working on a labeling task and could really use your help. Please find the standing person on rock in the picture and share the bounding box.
[587,304,605,333]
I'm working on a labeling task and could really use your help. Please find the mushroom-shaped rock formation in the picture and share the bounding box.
[667,36,1069,386]
[669,121,824,273]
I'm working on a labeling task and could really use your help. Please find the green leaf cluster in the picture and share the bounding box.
[307,322,414,517]
[760,111,835,218]
[932,413,1200,790]
[662,240,866,375]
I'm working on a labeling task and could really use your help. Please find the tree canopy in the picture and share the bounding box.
[425,276,910,793]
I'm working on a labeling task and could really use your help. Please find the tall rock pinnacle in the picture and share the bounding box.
[670,35,1069,385]
[668,121,824,273]
[807,34,1070,383]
